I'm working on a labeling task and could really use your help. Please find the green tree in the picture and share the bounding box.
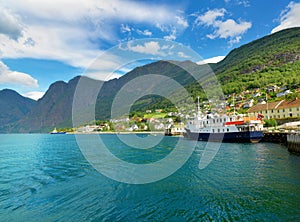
[264,119,278,127]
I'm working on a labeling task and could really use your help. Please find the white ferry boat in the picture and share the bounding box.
[183,100,264,143]
[50,128,66,134]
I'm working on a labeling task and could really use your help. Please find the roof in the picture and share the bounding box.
[279,98,300,109]
[248,99,300,113]
[248,100,283,113]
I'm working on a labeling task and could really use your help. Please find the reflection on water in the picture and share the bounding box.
[0,134,300,221]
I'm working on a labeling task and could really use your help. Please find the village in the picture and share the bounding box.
[70,83,300,134]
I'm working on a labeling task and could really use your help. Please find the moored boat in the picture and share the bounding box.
[183,100,264,143]
[50,128,66,134]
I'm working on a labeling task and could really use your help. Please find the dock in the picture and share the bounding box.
[261,131,300,154]
[287,133,300,153]
[261,132,288,144]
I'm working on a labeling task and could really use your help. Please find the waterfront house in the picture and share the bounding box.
[248,98,300,119]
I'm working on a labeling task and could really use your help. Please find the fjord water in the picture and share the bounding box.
[1,134,300,221]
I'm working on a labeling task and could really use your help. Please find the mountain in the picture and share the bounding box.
[95,60,204,119]
[0,89,36,132]
[9,60,198,133]
[213,27,300,94]
[11,76,99,133]
[2,27,300,133]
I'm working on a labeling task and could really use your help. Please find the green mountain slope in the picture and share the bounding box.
[214,27,300,94]
[95,60,202,119]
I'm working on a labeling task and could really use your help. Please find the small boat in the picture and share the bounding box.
[50,128,66,134]
[183,99,264,143]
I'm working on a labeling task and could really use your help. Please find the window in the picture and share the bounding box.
[283,109,285,112]
[277,110,280,113]
[212,129,215,133]
[289,108,292,112]
[297,108,299,111]
[218,129,220,133]
[271,110,274,113]
[227,128,230,132]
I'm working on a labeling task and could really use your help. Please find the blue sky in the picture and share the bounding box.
[0,0,299,100]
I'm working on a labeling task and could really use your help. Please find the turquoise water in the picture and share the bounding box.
[0,134,300,221]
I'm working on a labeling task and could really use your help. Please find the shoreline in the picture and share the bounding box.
[67,131,165,135]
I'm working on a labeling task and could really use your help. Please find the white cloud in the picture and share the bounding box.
[175,16,189,28]
[137,29,152,37]
[228,36,242,46]
[22,91,45,100]
[194,8,251,44]
[121,24,132,33]
[195,9,226,26]
[0,61,38,87]
[197,56,225,65]
[85,70,122,81]
[177,52,190,59]
[126,41,166,56]
[224,0,250,7]
[164,29,177,41]
[0,0,188,69]
[0,20,102,68]
[271,2,300,34]
[237,0,250,7]
[211,19,252,39]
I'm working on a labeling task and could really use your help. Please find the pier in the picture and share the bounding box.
[261,132,288,144]
[261,132,300,154]
[287,134,300,153]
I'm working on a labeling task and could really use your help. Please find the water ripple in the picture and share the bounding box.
[0,134,300,221]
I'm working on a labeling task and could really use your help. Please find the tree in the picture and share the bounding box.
[264,119,278,128]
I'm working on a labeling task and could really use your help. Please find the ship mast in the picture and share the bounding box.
[197,96,201,117]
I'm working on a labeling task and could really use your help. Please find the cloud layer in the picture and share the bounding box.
[0,0,188,69]
[272,2,300,34]
[0,6,23,40]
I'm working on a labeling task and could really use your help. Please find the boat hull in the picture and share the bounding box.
[183,130,263,143]
[50,132,66,134]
